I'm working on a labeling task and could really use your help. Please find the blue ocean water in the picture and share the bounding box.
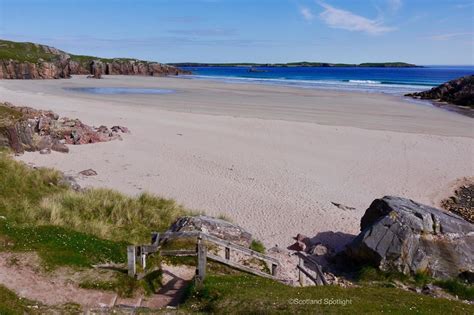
[181,66,474,95]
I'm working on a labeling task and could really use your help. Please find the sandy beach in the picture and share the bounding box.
[1,75,473,248]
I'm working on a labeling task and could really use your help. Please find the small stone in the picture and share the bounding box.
[39,148,51,155]
[79,169,97,176]
[51,142,69,153]
[310,244,328,256]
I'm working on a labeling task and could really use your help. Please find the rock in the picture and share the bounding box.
[310,244,329,256]
[79,169,97,176]
[168,215,252,247]
[406,75,473,107]
[39,148,51,155]
[58,175,81,191]
[344,196,474,280]
[90,60,103,79]
[51,141,69,153]
[35,135,52,150]
[441,182,474,223]
[331,202,356,211]
[96,125,109,133]
[111,125,130,133]
[1,102,127,154]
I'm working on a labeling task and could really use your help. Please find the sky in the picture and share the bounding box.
[0,0,473,65]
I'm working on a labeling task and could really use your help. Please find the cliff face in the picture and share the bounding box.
[0,39,189,79]
[406,75,474,107]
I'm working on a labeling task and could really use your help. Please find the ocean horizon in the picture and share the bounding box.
[180,65,474,95]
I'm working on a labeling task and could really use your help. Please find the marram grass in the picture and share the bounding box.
[0,151,192,244]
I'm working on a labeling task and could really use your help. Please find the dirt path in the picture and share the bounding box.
[0,252,194,311]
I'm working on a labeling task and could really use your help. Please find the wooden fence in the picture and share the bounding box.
[127,231,282,285]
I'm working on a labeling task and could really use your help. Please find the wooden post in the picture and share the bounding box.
[141,253,147,270]
[272,263,278,277]
[195,235,207,287]
[298,256,305,286]
[225,247,230,260]
[151,232,160,246]
[127,246,136,277]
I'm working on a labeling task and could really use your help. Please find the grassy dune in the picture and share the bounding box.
[0,150,191,268]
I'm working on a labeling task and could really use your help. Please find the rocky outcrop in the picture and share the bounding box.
[0,59,71,79]
[406,75,474,107]
[89,60,103,79]
[0,39,189,79]
[0,102,129,154]
[167,216,253,247]
[344,196,474,280]
[441,182,474,223]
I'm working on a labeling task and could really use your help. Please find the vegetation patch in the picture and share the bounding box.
[250,239,265,254]
[0,221,126,269]
[0,150,191,246]
[184,274,474,314]
[435,279,474,301]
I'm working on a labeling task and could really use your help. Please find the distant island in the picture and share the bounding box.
[170,61,421,68]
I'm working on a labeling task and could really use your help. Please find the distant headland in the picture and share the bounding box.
[170,61,421,68]
[0,39,189,79]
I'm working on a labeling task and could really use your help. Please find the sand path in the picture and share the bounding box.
[0,252,194,310]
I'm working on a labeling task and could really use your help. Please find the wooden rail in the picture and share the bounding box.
[296,252,327,286]
[127,231,281,285]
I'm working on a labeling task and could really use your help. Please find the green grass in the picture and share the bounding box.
[0,150,191,245]
[250,240,265,254]
[0,285,26,315]
[0,147,191,272]
[0,39,62,63]
[0,221,126,269]
[0,105,23,128]
[183,274,474,314]
[435,279,474,301]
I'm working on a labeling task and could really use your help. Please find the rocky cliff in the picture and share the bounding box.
[0,39,189,79]
[406,75,474,107]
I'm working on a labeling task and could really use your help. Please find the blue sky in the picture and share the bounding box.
[0,0,473,65]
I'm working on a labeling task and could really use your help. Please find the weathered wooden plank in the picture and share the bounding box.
[297,252,327,285]
[297,264,320,285]
[139,245,159,254]
[196,236,207,287]
[151,232,160,246]
[127,246,136,277]
[203,234,280,265]
[159,231,279,265]
[207,253,279,280]
[161,249,197,256]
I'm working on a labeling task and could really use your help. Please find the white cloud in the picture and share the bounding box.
[455,2,474,9]
[300,6,315,21]
[387,0,402,12]
[428,32,474,41]
[317,1,396,35]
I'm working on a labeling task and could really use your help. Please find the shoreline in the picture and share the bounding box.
[2,75,473,247]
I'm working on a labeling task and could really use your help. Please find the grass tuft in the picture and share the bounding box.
[250,240,265,254]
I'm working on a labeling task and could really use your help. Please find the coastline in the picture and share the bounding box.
[1,75,473,248]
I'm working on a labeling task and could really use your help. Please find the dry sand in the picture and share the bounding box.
[1,75,473,248]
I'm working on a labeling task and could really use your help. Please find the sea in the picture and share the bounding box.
[180,66,474,95]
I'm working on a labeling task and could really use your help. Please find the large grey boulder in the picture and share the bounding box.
[168,215,252,247]
[345,196,474,280]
